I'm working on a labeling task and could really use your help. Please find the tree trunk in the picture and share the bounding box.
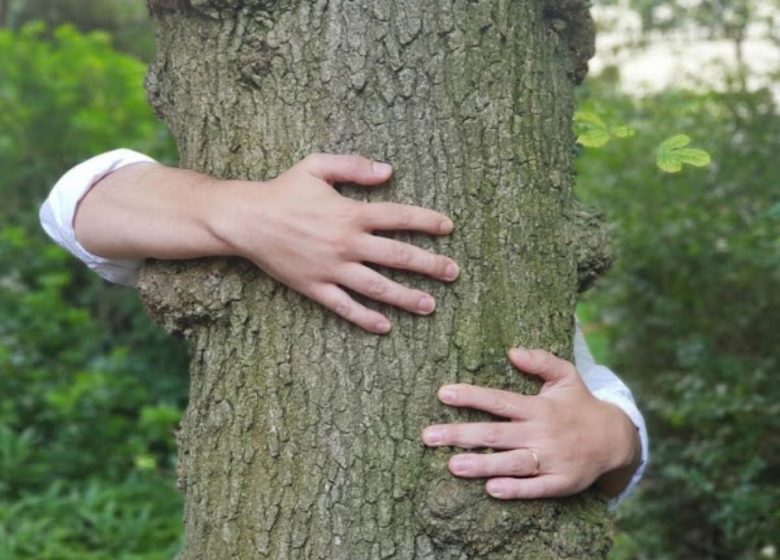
[141,0,611,558]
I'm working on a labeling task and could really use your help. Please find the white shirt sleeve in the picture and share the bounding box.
[573,320,649,508]
[39,149,157,286]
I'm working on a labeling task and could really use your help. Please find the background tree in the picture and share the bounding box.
[140,0,613,558]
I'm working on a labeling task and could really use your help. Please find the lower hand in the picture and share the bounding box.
[213,153,459,334]
[422,348,641,499]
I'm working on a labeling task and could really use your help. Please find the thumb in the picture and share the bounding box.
[301,153,393,185]
[508,347,576,384]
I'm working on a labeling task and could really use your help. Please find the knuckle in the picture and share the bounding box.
[350,201,370,223]
[389,243,413,266]
[334,301,352,319]
[510,453,529,475]
[491,395,511,416]
[348,154,368,171]
[483,426,501,446]
[395,209,413,228]
[366,277,387,298]
[327,232,352,259]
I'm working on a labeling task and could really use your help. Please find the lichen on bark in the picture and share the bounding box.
[141,1,613,558]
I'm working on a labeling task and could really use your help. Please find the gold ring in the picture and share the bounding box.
[528,448,540,476]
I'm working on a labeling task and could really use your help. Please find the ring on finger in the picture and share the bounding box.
[526,448,540,476]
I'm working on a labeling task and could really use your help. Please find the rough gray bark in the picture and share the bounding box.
[141,0,612,558]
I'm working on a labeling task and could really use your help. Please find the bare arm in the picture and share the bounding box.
[75,153,459,334]
[75,162,231,260]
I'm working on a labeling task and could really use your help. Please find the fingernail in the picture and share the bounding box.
[510,347,528,360]
[486,480,505,497]
[418,296,435,314]
[439,387,457,403]
[373,161,392,175]
[423,428,443,445]
[450,456,472,474]
[439,218,454,234]
[375,320,391,333]
[445,262,459,281]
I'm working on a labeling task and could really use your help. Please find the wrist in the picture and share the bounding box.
[200,178,256,258]
[594,401,642,498]
[605,401,641,471]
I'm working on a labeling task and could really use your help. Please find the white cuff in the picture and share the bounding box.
[39,149,156,286]
[572,321,649,507]
[592,385,650,509]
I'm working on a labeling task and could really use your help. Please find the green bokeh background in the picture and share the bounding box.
[0,2,777,559]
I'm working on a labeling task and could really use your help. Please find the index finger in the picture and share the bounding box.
[301,153,393,185]
[438,384,540,420]
[361,202,454,235]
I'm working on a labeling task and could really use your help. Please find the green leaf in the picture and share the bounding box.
[577,128,611,148]
[659,134,691,151]
[573,111,606,128]
[574,112,635,148]
[676,148,711,167]
[657,152,683,173]
[611,125,636,138]
[656,134,711,173]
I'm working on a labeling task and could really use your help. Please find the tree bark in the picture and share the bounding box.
[141,0,611,558]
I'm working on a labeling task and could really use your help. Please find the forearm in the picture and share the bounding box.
[74,163,233,261]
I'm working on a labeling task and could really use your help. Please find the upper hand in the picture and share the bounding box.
[212,153,459,334]
[422,348,641,500]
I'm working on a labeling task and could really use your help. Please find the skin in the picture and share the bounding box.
[74,152,641,499]
[422,348,642,499]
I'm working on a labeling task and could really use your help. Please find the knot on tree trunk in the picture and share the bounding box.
[543,0,596,84]
[573,202,613,293]
[137,258,249,337]
[416,463,525,555]
[417,458,613,557]
[237,38,278,88]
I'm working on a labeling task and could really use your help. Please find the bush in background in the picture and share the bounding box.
[0,24,186,559]
[577,74,780,559]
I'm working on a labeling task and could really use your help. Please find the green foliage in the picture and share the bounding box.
[0,24,186,559]
[574,111,636,148]
[577,76,780,559]
[8,0,156,61]
[574,112,711,173]
[0,477,181,560]
[0,22,172,209]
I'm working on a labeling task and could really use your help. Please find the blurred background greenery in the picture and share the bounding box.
[0,1,777,559]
